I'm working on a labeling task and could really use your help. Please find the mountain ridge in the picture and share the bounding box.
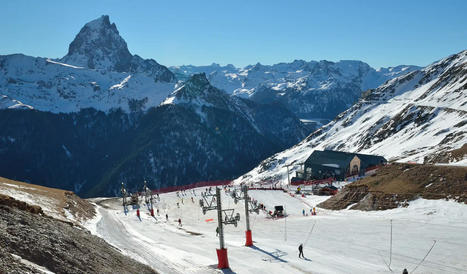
[234,49,467,185]
[170,60,421,120]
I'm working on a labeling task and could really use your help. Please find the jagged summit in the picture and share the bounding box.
[162,73,228,107]
[82,15,115,31]
[61,15,132,72]
[0,16,176,113]
[57,15,174,82]
[180,73,211,94]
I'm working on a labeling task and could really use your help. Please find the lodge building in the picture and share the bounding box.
[292,150,387,182]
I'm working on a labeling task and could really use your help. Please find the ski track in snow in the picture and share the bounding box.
[86,188,467,274]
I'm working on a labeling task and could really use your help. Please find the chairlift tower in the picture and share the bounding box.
[285,164,293,190]
[199,187,239,269]
[243,185,252,246]
[232,185,260,246]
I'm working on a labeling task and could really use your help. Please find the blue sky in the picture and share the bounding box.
[1,0,466,68]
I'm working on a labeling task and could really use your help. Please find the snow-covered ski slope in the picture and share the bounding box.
[86,187,467,274]
[234,50,467,186]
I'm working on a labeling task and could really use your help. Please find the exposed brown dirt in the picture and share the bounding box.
[0,194,43,215]
[424,143,467,164]
[319,163,467,210]
[0,177,95,224]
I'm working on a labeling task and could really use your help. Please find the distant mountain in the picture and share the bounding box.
[234,50,467,185]
[161,73,310,148]
[0,15,175,113]
[171,63,237,81]
[0,74,309,197]
[170,61,420,121]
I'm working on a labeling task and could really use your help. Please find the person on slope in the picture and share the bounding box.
[166,213,168,221]
[402,269,408,274]
[298,243,304,259]
[216,227,219,237]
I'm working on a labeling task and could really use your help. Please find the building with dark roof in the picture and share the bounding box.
[292,150,387,182]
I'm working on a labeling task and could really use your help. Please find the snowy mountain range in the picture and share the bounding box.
[170,61,420,121]
[0,72,309,197]
[235,50,467,185]
[0,14,419,122]
[0,15,175,113]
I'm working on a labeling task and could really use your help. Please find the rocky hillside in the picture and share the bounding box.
[0,184,155,273]
[0,15,175,113]
[318,163,467,210]
[0,176,95,224]
[234,50,467,185]
[171,61,420,120]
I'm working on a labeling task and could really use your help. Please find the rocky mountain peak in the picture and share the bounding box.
[61,15,132,72]
[185,73,210,87]
[175,73,220,100]
[162,73,229,108]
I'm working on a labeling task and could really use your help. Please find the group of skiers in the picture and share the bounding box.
[302,208,317,216]
[172,188,201,227]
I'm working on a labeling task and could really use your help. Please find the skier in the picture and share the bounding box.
[302,209,305,216]
[216,226,219,237]
[402,269,408,274]
[178,218,182,227]
[165,213,168,221]
[298,243,304,258]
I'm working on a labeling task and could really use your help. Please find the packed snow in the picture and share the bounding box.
[85,187,467,273]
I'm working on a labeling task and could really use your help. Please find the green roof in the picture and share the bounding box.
[304,150,386,170]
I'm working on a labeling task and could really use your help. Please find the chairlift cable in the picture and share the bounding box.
[412,240,437,273]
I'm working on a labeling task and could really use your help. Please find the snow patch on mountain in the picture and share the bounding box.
[0,95,34,110]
